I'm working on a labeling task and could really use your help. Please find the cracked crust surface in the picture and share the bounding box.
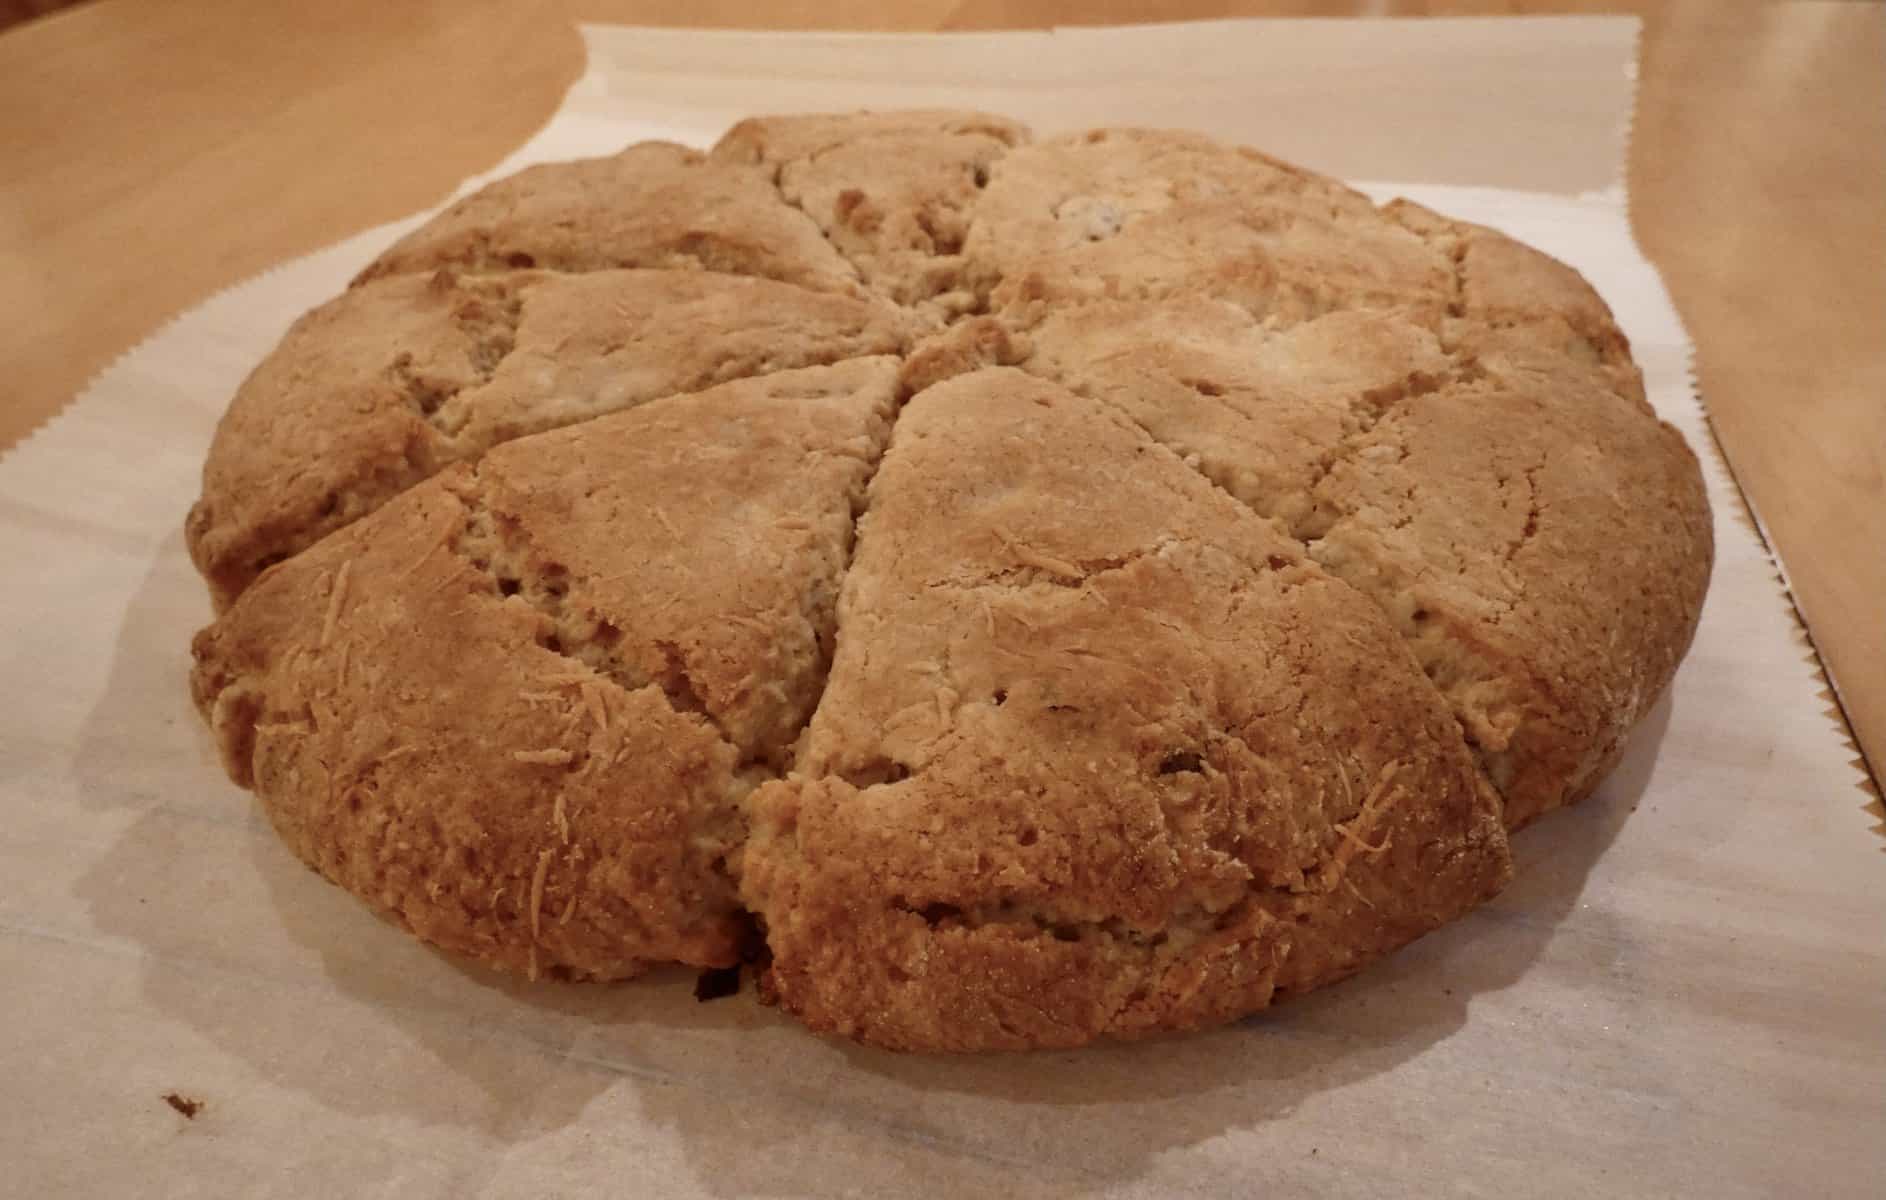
[742,369,1511,1050]
[191,360,897,980]
[354,141,862,293]
[188,112,1712,1051]
[712,110,1030,315]
[965,128,1453,325]
[1001,293,1709,827]
[186,268,915,610]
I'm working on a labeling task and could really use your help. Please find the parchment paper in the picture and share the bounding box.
[2,19,1879,1199]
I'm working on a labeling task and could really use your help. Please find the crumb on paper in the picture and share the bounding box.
[162,1092,203,1119]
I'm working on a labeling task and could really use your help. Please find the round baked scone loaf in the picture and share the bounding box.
[188,111,1712,1051]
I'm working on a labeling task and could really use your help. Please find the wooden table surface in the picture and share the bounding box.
[1,0,1880,794]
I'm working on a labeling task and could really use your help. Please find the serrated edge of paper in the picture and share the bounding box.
[1681,337,1885,812]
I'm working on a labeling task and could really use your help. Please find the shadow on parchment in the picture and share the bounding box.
[73,533,1665,1197]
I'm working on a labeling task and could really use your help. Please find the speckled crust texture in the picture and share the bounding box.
[353,141,864,292]
[186,268,916,610]
[191,360,897,980]
[712,110,1030,315]
[740,370,1511,1050]
[964,128,1454,327]
[188,111,1712,1052]
[963,172,1711,829]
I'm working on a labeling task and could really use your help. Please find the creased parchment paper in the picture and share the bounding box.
[2,19,1878,1199]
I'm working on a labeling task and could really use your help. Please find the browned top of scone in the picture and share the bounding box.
[712,110,1031,313]
[190,359,898,981]
[978,192,1709,827]
[964,128,1453,325]
[353,140,863,293]
[740,369,1511,1050]
[187,111,1712,1051]
[186,267,916,610]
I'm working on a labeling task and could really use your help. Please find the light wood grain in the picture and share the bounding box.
[0,0,1878,792]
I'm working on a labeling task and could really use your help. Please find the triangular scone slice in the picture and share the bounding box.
[187,268,915,610]
[1295,213,1709,827]
[1020,297,1455,531]
[1299,372,1712,829]
[354,141,862,293]
[1006,274,1711,829]
[712,110,1031,314]
[189,359,897,982]
[964,128,1452,325]
[742,368,1510,1051]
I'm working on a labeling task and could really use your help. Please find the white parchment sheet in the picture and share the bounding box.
[1,19,1877,1199]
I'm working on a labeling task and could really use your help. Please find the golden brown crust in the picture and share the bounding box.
[190,360,898,980]
[712,110,1030,314]
[712,110,1031,166]
[1017,299,1455,531]
[741,369,1510,1050]
[966,128,1453,326]
[187,268,915,610]
[977,208,1709,829]
[186,112,1713,1050]
[1381,197,1650,408]
[353,141,861,293]
[1301,379,1712,827]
